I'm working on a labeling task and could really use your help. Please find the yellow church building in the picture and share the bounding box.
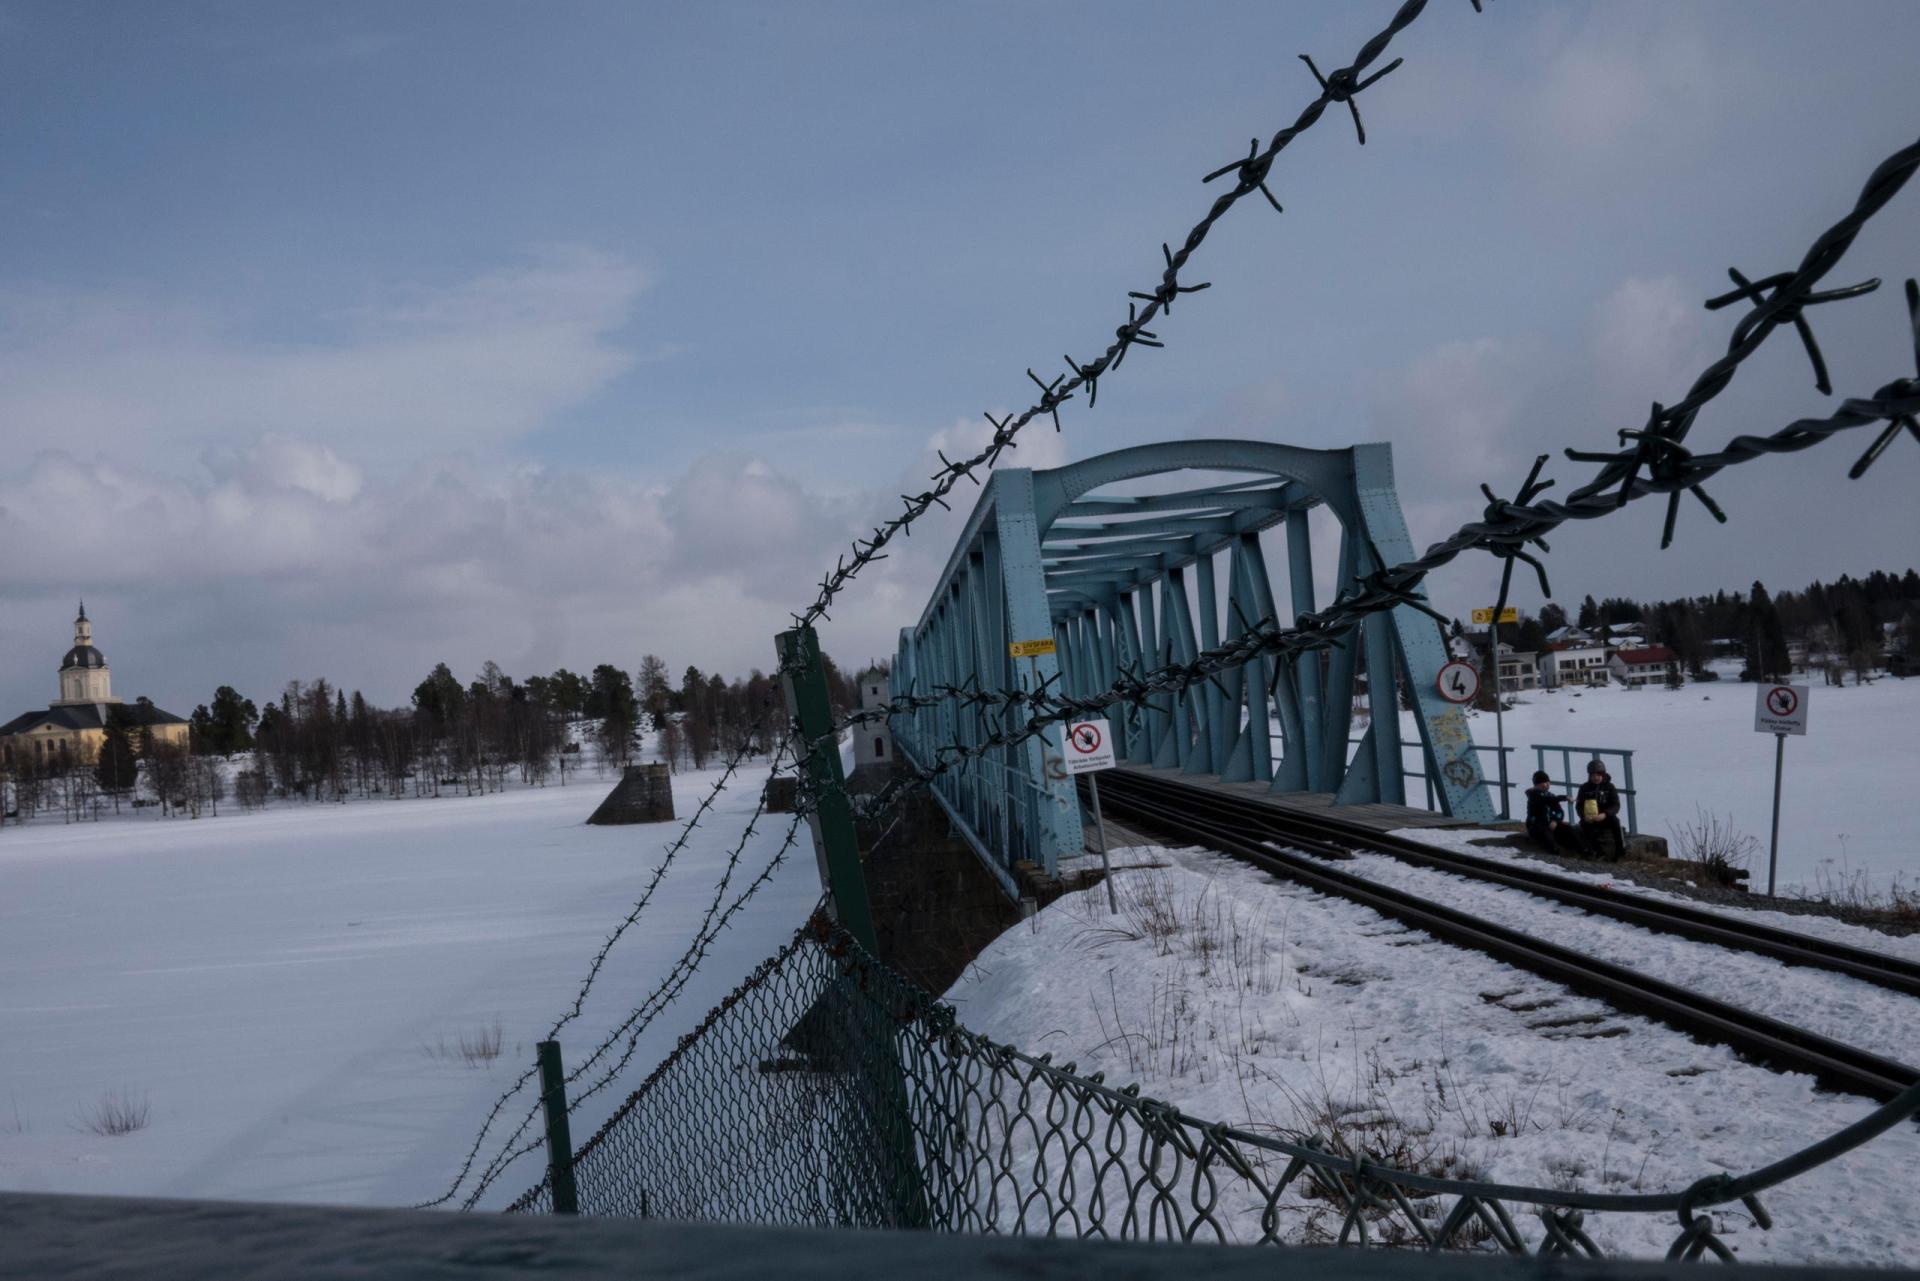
[0,604,189,770]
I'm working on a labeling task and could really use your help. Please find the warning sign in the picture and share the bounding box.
[1008,638,1057,659]
[1753,683,1809,737]
[1062,718,1115,775]
[1470,607,1519,625]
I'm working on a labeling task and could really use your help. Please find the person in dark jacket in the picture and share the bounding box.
[1575,759,1625,861]
[1523,770,1575,852]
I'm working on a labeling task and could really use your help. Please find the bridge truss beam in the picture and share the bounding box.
[896,440,1494,896]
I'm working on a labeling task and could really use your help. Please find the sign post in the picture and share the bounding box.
[1752,683,1809,896]
[1471,607,1519,819]
[1061,718,1119,913]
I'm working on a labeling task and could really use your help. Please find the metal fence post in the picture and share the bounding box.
[536,1040,579,1215]
[776,625,879,953]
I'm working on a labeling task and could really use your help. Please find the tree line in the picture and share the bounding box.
[1471,567,1919,686]
[2,652,878,824]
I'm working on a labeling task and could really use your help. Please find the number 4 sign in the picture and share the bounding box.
[1435,661,1480,705]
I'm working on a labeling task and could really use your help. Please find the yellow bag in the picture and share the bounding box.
[1582,798,1601,820]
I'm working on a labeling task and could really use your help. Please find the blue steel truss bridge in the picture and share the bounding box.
[892,438,1496,895]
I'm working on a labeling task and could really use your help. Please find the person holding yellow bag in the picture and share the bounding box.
[1575,759,1625,861]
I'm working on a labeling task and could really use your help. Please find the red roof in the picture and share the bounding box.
[1613,646,1678,665]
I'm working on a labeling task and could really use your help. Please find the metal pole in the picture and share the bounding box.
[1768,731,1786,897]
[776,626,879,953]
[1088,773,1117,914]
[536,1040,579,1215]
[1489,619,1509,819]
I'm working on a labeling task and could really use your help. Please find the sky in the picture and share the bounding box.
[1,1,1917,718]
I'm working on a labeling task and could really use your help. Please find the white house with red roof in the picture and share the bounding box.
[1608,644,1682,688]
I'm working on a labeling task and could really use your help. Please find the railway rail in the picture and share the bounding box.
[1085,766,1920,1103]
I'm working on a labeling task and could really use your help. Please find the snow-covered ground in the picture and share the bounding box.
[0,763,817,1209]
[948,846,1920,1263]
[1393,670,1920,894]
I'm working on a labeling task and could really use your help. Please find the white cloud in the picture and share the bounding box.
[0,247,650,467]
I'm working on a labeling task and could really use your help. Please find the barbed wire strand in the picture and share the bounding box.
[793,0,1456,631]
[416,734,788,1209]
[456,811,807,1210]
[429,0,1466,1209]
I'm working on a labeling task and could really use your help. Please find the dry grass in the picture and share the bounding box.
[79,1088,150,1137]
[1794,859,1920,925]
[1666,807,1758,887]
[423,1019,506,1068]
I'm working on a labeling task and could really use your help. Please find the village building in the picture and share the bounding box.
[0,604,189,770]
[1494,643,1539,693]
[1609,644,1682,688]
[852,666,892,768]
[1539,640,1610,688]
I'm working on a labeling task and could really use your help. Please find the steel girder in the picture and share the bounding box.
[896,440,1495,892]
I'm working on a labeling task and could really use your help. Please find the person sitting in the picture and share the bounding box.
[1522,770,1575,852]
[1575,759,1626,861]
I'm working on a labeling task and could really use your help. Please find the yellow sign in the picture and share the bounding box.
[1008,638,1057,659]
[1471,607,1520,625]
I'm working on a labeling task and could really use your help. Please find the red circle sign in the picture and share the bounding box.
[1766,686,1798,717]
[1435,661,1480,705]
[1070,723,1103,754]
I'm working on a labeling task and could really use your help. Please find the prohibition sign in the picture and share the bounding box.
[1765,686,1798,718]
[1070,722,1103,754]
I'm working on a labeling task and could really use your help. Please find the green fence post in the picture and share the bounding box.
[775,625,930,1229]
[536,1039,580,1215]
[776,625,878,952]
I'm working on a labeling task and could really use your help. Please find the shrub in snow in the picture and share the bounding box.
[80,1088,149,1137]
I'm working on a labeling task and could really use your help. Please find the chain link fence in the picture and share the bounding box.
[507,915,1920,1261]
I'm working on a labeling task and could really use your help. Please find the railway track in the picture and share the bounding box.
[1085,767,1920,1103]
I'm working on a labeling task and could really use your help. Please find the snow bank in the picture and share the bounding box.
[946,849,1920,1263]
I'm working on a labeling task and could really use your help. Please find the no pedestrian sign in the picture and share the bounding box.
[1753,683,1809,736]
[1062,718,1116,775]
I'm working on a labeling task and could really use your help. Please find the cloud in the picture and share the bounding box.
[1510,10,1736,187]
[0,423,953,713]
[0,247,650,468]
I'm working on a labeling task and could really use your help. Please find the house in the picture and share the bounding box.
[1494,643,1539,693]
[852,666,892,768]
[0,603,189,770]
[1609,645,1681,688]
[1546,625,1594,646]
[1540,641,1610,688]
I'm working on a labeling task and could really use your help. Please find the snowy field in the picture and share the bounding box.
[1395,670,1920,894]
[0,763,818,1209]
[950,846,1920,1263]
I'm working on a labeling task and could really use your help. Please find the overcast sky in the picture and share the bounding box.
[2,1,1917,718]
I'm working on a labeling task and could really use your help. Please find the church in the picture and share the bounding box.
[0,604,189,770]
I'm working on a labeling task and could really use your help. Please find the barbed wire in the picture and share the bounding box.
[827,136,1918,752]
[418,734,789,1210]
[809,135,1919,814]
[423,1,1460,1202]
[452,783,805,1211]
[792,0,1464,631]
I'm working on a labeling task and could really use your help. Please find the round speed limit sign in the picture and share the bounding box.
[1436,660,1480,705]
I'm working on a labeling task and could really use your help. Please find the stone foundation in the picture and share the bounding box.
[587,763,676,825]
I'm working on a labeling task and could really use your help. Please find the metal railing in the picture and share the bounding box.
[510,917,1920,1263]
[1533,745,1640,835]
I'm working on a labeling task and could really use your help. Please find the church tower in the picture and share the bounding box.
[54,602,116,707]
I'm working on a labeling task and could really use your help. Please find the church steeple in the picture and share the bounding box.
[55,601,113,706]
